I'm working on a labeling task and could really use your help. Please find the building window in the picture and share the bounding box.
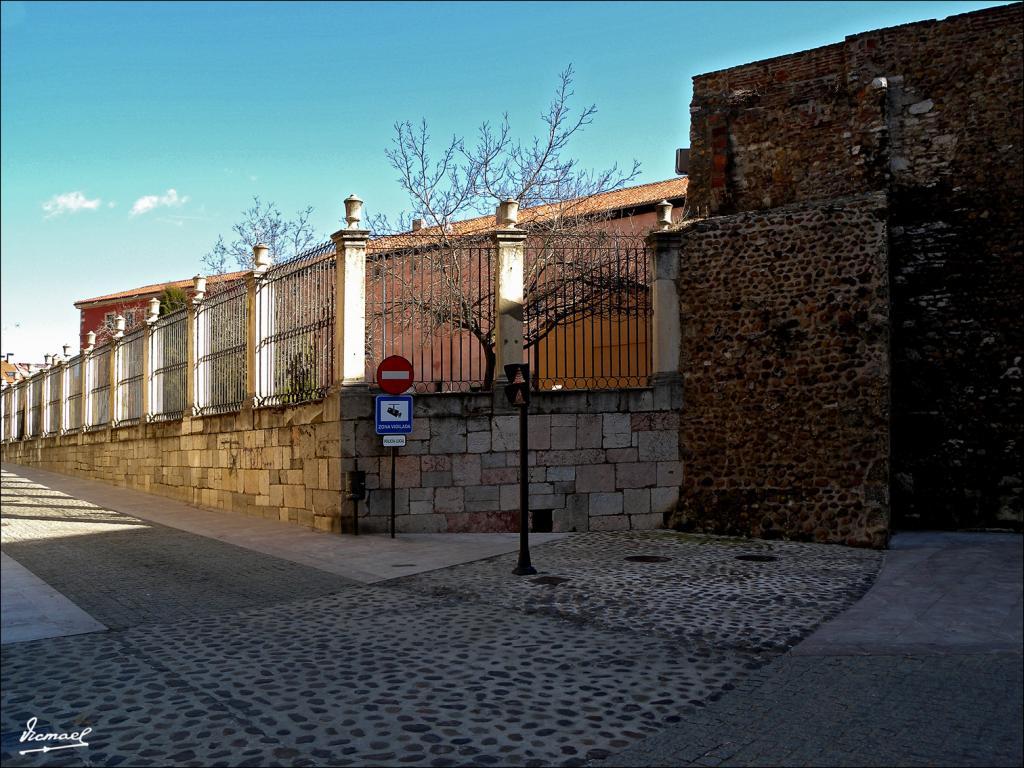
[104,312,117,329]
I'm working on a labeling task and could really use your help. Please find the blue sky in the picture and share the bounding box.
[0,0,1012,361]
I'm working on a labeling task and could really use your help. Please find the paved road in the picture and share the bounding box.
[1,466,1019,767]
[0,467,877,767]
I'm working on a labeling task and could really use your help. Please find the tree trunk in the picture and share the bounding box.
[482,343,496,391]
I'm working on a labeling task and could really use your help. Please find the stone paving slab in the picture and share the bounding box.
[603,653,1024,768]
[1,464,568,583]
[1,552,106,645]
[1,470,356,629]
[794,531,1022,656]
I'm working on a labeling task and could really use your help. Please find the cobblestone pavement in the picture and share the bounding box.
[1,471,354,628]
[3,468,885,767]
[397,531,882,653]
[605,653,1024,767]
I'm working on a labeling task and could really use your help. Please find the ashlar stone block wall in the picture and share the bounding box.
[344,385,682,534]
[1,381,683,535]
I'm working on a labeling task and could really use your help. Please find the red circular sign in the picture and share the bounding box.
[376,355,415,394]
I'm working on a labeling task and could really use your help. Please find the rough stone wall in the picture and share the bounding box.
[858,8,1024,529]
[671,193,890,547]
[1,382,683,535]
[684,3,1023,530]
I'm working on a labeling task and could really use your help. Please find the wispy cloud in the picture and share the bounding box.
[42,191,102,218]
[130,188,189,216]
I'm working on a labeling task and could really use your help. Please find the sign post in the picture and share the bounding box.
[504,363,536,575]
[376,356,415,538]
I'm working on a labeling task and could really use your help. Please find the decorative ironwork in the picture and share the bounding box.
[256,244,335,406]
[44,366,61,434]
[64,355,83,432]
[524,232,651,390]
[14,383,25,440]
[27,374,43,437]
[150,308,187,421]
[195,281,246,415]
[115,328,144,426]
[367,233,495,393]
[87,343,112,428]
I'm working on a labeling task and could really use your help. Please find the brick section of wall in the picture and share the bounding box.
[684,3,1023,531]
[673,193,890,547]
[1,382,683,535]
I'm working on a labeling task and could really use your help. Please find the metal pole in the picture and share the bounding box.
[513,402,536,575]
[390,446,397,538]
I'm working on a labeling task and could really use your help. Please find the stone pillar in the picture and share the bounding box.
[646,220,683,383]
[252,244,274,403]
[188,275,206,415]
[493,200,526,384]
[331,195,369,387]
[142,298,160,422]
[246,244,271,407]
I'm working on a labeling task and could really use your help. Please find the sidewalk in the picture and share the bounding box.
[1,463,567,583]
[607,530,1023,767]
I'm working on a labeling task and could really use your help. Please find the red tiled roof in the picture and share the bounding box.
[74,178,687,305]
[75,271,248,307]
[369,177,688,253]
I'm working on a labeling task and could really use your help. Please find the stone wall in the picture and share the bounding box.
[671,192,890,547]
[1,381,683,535]
[683,3,1023,531]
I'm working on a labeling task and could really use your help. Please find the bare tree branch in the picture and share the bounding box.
[201,197,323,275]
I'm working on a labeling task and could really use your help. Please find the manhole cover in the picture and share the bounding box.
[624,555,672,563]
[533,576,570,586]
[735,554,778,562]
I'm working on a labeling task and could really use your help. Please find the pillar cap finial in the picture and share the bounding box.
[496,199,519,228]
[345,194,364,229]
[253,243,271,272]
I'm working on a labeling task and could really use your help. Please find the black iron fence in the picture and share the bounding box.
[87,344,112,428]
[65,355,83,431]
[14,385,24,440]
[150,307,188,421]
[256,243,335,406]
[524,232,651,390]
[45,366,61,434]
[115,328,145,426]
[1,385,12,440]
[195,281,247,415]
[3,225,658,444]
[367,233,495,392]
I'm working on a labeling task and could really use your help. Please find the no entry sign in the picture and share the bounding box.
[376,355,414,395]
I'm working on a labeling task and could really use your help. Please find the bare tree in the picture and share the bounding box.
[202,196,321,275]
[368,66,645,388]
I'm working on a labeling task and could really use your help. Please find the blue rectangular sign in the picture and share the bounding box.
[375,395,414,435]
